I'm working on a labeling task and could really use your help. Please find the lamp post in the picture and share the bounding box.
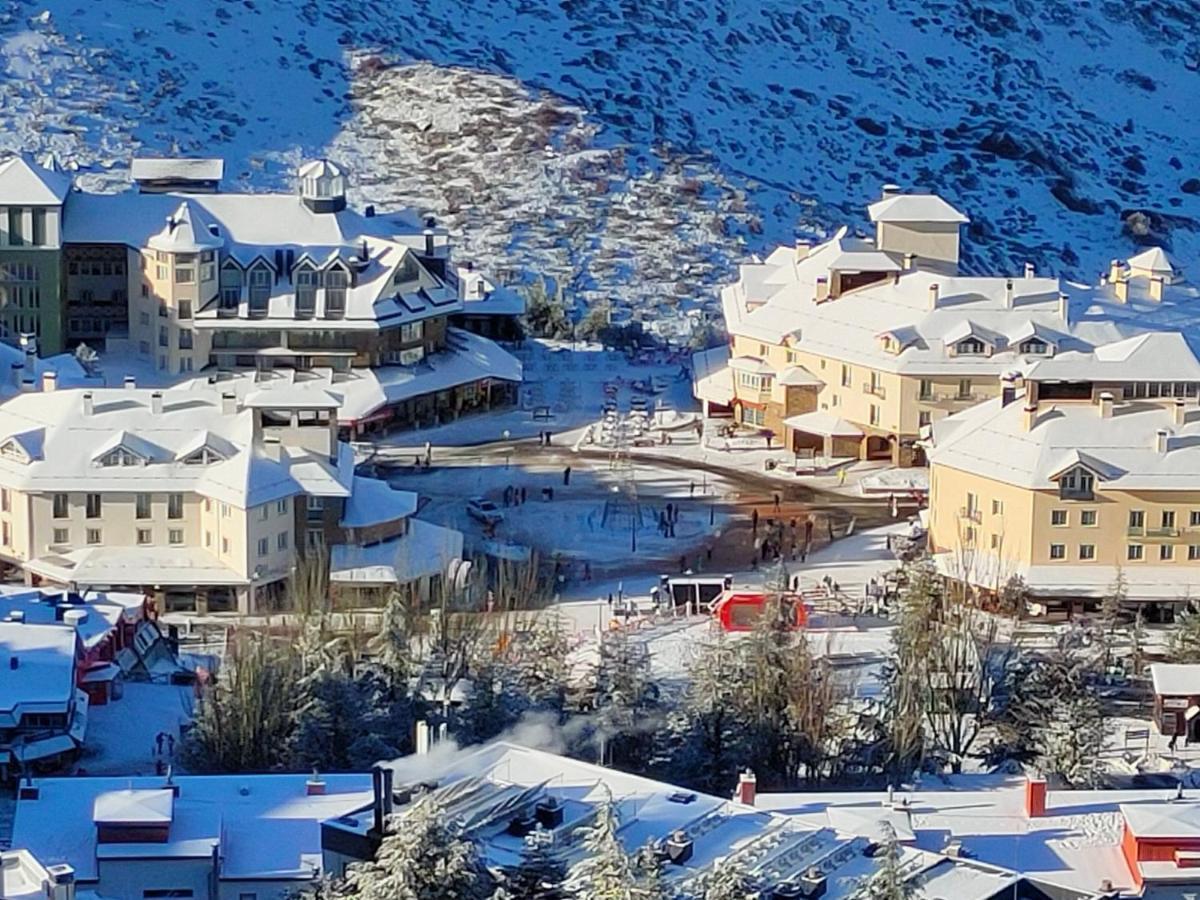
[502,429,511,468]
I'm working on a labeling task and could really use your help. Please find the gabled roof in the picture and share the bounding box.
[729,356,775,376]
[1121,800,1200,839]
[0,155,71,205]
[92,789,174,826]
[91,431,168,465]
[943,319,1001,347]
[1045,449,1126,483]
[340,477,418,528]
[867,193,969,225]
[1,429,44,461]
[176,430,237,463]
[777,365,823,387]
[1007,320,1058,347]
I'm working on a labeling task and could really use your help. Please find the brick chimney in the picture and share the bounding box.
[306,770,326,796]
[1000,372,1017,407]
[1058,292,1070,326]
[1025,776,1047,818]
[735,770,757,806]
[123,375,137,390]
[81,392,94,417]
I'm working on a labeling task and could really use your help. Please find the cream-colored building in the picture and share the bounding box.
[0,381,461,613]
[925,336,1200,614]
[696,187,1198,466]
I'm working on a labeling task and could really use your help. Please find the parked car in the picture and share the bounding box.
[467,497,504,525]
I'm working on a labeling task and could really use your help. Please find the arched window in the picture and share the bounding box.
[324,265,348,319]
[248,263,272,317]
[295,263,317,319]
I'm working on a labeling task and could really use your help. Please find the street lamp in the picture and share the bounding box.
[502,429,511,468]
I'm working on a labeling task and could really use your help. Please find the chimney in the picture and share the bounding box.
[1000,373,1017,407]
[903,252,915,271]
[46,863,75,900]
[123,375,137,390]
[423,217,436,257]
[381,767,394,817]
[1175,396,1186,427]
[415,720,431,756]
[371,767,385,835]
[365,204,375,218]
[1099,391,1114,419]
[735,770,757,806]
[815,276,829,302]
[795,239,812,261]
[1108,259,1123,284]
[40,370,56,393]
[881,183,902,199]
[18,775,38,801]
[1023,403,1038,432]
[9,362,21,390]
[306,769,326,796]
[81,392,94,417]
[928,282,940,310]
[221,391,237,415]
[1058,292,1070,325]
[1025,776,1047,818]
[150,391,164,415]
[1150,275,1165,302]
[1024,261,1035,279]
[1156,428,1170,454]
[261,435,282,461]
[1114,274,1129,303]
[1004,278,1014,308]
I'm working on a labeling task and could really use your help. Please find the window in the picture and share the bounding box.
[742,405,764,426]
[257,537,269,557]
[1049,544,1066,560]
[220,262,242,308]
[136,494,151,519]
[179,329,193,350]
[991,499,1004,515]
[957,378,973,400]
[918,378,933,401]
[200,263,214,281]
[174,266,194,284]
[205,530,212,548]
[248,263,272,315]
[139,311,150,326]
[0,489,8,513]
[1129,510,1145,529]
[85,494,101,518]
[1020,338,1048,355]
[1163,510,1177,528]
[143,891,194,898]
[159,326,168,348]
[295,265,317,318]
[2,521,10,546]
[156,265,168,280]
[918,410,932,427]
[1192,510,1200,528]
[956,337,986,355]
[1191,545,1200,561]
[86,528,101,545]
[401,321,424,343]
[841,364,851,387]
[869,404,880,426]
[168,494,183,519]
[31,208,45,246]
[276,498,289,515]
[1161,544,1175,561]
[1128,544,1144,561]
[7,207,23,246]
[990,534,1000,549]
[238,894,257,900]
[221,537,230,554]
[277,531,288,551]
[1050,509,1067,526]
[1079,544,1096,560]
[324,266,348,318]
[52,527,68,544]
[178,299,192,319]
[221,502,230,518]
[169,528,183,545]
[1059,467,1095,500]
[136,528,152,545]
[1081,509,1097,526]
[53,493,68,518]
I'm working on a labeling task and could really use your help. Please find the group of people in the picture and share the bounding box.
[658,502,681,538]
[750,508,816,568]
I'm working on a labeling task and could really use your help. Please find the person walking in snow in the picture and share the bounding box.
[563,466,571,486]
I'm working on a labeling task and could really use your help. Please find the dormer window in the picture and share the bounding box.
[0,440,30,463]
[182,446,226,465]
[295,264,317,319]
[324,265,348,319]
[1020,338,1048,355]
[99,447,143,467]
[1059,466,1095,501]
[219,261,242,310]
[956,337,986,356]
[248,263,272,317]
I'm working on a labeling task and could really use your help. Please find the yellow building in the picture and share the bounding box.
[696,187,1199,467]
[925,334,1200,615]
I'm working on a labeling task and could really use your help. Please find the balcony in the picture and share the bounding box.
[1127,525,1191,543]
[958,507,982,524]
[862,382,887,399]
[921,391,985,409]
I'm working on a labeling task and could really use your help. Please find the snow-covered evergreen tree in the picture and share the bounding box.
[696,859,756,900]
[590,627,658,768]
[339,796,494,900]
[370,588,416,687]
[853,822,914,900]
[499,838,569,899]
[566,799,636,899]
[1170,601,1200,663]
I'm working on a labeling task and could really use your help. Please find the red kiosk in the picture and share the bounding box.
[710,591,808,632]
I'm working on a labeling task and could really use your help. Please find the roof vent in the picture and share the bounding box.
[534,796,564,829]
[797,868,827,899]
[928,282,940,310]
[881,183,902,199]
[1098,392,1114,419]
[1156,428,1170,454]
[665,830,693,865]
[82,392,94,417]
[124,375,137,390]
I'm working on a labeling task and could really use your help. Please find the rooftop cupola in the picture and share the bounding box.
[297,159,347,213]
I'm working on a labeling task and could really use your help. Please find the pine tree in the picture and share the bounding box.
[591,628,658,769]
[510,616,570,710]
[566,799,637,900]
[371,588,416,688]
[340,796,494,900]
[1098,570,1128,669]
[697,859,755,900]
[854,822,915,900]
[1170,602,1200,663]
[501,838,568,900]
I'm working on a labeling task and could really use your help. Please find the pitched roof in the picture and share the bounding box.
[866,193,969,224]
[0,155,71,205]
[1127,246,1176,276]
[92,789,174,826]
[130,158,224,183]
[147,201,224,253]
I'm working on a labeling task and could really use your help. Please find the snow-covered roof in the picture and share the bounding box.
[1149,663,1200,696]
[1121,800,1200,838]
[25,546,250,589]
[93,789,174,826]
[783,411,863,437]
[0,386,354,506]
[297,158,345,180]
[691,346,734,406]
[130,158,224,183]
[13,773,372,882]
[0,588,142,649]
[0,154,71,205]
[0,622,77,716]
[932,553,1200,600]
[1024,333,1200,383]
[1127,246,1176,277]
[147,201,224,253]
[867,193,969,224]
[926,391,1200,492]
[340,477,418,528]
[330,518,462,584]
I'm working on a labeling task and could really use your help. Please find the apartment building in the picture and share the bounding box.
[0,154,522,435]
[925,336,1200,614]
[697,185,1197,466]
[0,382,462,613]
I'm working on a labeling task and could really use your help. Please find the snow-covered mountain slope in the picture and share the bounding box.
[1,0,1197,314]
